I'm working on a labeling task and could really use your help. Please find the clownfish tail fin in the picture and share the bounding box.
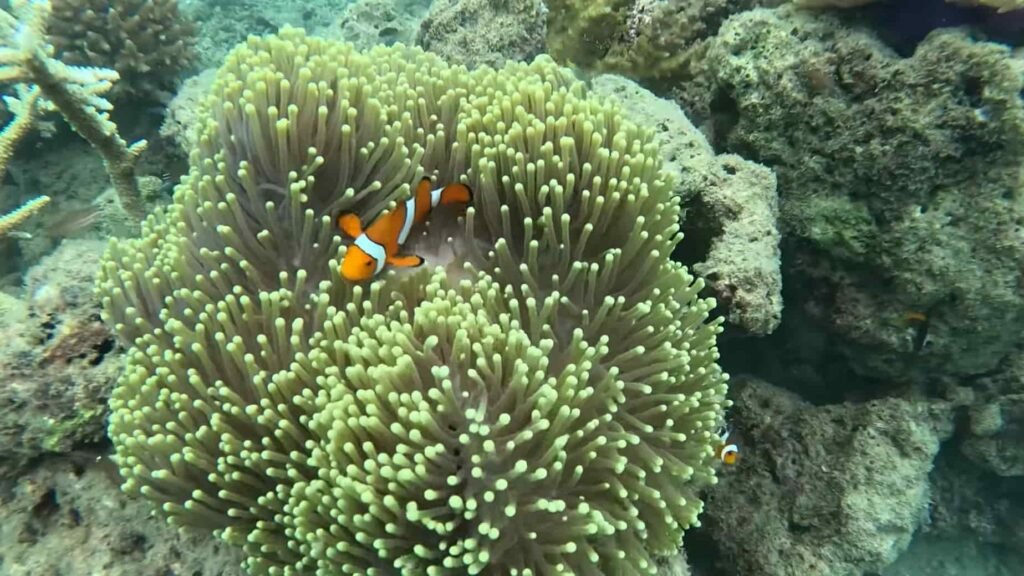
[387,254,425,268]
[438,183,472,206]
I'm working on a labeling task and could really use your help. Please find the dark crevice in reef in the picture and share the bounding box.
[838,0,1024,57]
[674,194,723,269]
[706,88,739,154]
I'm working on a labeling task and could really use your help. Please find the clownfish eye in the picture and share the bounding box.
[365,261,373,267]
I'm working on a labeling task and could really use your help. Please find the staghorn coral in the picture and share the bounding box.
[47,0,196,100]
[0,194,49,236]
[0,0,147,219]
[0,81,47,235]
[97,28,729,574]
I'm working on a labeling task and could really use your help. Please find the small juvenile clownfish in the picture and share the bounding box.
[337,177,472,282]
[714,426,739,466]
[904,311,928,323]
[903,310,931,354]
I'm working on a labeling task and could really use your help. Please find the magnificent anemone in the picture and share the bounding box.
[98,28,728,575]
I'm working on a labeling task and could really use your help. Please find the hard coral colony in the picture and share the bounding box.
[97,28,729,575]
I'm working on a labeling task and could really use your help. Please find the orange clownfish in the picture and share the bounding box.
[337,177,472,282]
[715,426,739,466]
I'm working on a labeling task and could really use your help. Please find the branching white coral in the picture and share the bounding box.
[0,0,146,220]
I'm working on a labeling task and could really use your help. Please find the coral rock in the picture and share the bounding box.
[703,377,953,576]
[334,0,433,50]
[591,74,783,335]
[0,239,120,477]
[418,0,549,69]
[679,7,1024,383]
[48,0,196,100]
[0,457,244,575]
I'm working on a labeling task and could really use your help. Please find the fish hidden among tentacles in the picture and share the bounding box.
[337,177,473,282]
[715,426,739,466]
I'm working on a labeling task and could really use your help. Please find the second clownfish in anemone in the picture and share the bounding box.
[337,177,472,282]
[715,426,739,466]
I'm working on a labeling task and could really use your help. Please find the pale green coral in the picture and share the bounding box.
[98,27,727,574]
[545,0,633,69]
[544,0,769,82]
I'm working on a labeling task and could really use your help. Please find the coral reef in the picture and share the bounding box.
[792,0,1024,55]
[0,239,120,477]
[160,68,216,154]
[335,0,433,50]
[47,0,196,100]
[543,0,629,67]
[677,7,1024,384]
[182,0,391,68]
[418,0,548,69]
[590,74,782,335]
[963,395,1024,475]
[0,455,244,576]
[0,0,148,219]
[686,156,781,336]
[952,349,1024,477]
[0,136,148,287]
[97,29,729,574]
[700,377,953,576]
[544,0,780,82]
[920,367,1024,569]
[926,438,1024,558]
[884,533,1024,576]
[794,0,1024,10]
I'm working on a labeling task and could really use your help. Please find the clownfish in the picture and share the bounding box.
[714,426,739,466]
[337,177,472,282]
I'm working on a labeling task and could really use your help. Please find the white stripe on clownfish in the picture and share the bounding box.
[354,233,387,275]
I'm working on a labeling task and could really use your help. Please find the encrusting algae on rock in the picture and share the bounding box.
[97,27,729,574]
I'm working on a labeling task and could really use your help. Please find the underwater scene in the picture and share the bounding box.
[1,0,1024,574]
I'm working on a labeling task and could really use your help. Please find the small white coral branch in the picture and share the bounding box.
[0,84,41,169]
[0,83,45,235]
[0,194,50,236]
